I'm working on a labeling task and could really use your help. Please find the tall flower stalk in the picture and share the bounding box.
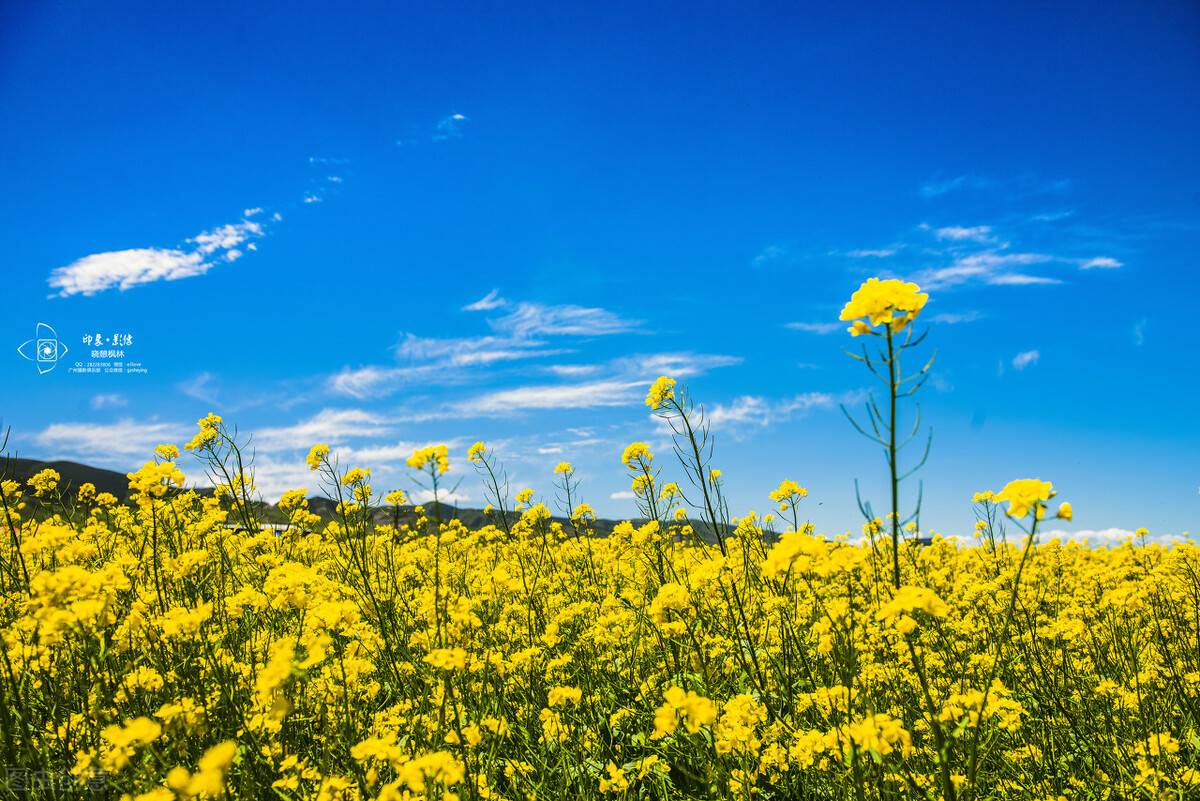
[839,277,934,587]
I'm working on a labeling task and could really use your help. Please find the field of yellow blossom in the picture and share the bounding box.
[1,279,1197,801]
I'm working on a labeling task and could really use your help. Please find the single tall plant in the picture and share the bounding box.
[839,277,935,587]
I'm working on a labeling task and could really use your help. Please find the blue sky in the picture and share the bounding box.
[2,1,1197,539]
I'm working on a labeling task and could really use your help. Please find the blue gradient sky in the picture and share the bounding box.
[2,1,1197,539]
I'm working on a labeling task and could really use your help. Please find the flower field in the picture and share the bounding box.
[1,281,1197,800]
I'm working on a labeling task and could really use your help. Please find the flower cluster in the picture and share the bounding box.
[839,277,928,335]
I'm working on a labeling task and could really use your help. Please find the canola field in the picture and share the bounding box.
[1,279,1197,801]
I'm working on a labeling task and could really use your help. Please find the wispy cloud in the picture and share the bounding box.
[35,419,190,462]
[934,225,995,243]
[785,321,843,335]
[1079,256,1123,269]
[489,302,639,339]
[1133,318,1147,346]
[1012,350,1040,371]
[706,390,862,431]
[251,408,393,453]
[394,333,567,367]
[913,251,1059,290]
[329,298,639,400]
[178,372,220,405]
[449,378,645,416]
[89,393,127,410]
[327,364,454,400]
[844,247,900,258]
[415,352,740,420]
[928,310,982,324]
[48,211,269,298]
[464,289,506,311]
[1041,528,1142,545]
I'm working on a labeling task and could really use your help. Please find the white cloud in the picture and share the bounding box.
[609,491,636,500]
[394,333,565,366]
[35,419,190,462]
[914,251,1057,290]
[546,364,599,377]
[251,408,393,452]
[453,379,645,416]
[190,219,264,254]
[340,437,465,466]
[49,248,207,297]
[1133,318,1147,346]
[417,351,739,419]
[49,213,268,297]
[785,321,843,335]
[1041,528,1138,546]
[330,298,640,400]
[464,289,506,311]
[1012,350,1040,371]
[707,391,859,430]
[1079,256,1123,269]
[988,273,1060,286]
[616,352,741,379]
[934,225,994,243]
[327,364,451,399]
[90,393,127,410]
[490,302,638,339]
[412,488,471,505]
[928,311,982,324]
[178,372,219,405]
[845,247,899,258]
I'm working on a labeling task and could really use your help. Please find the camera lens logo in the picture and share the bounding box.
[17,322,69,375]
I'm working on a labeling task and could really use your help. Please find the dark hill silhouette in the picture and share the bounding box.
[2,457,696,538]
[6,457,132,499]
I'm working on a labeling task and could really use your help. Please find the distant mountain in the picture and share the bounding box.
[5,457,132,499]
[0,457,658,538]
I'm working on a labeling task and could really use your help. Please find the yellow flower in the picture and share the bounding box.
[100,717,162,772]
[769,479,808,504]
[645,375,677,409]
[384,489,408,506]
[340,467,371,486]
[1056,501,1073,521]
[599,762,629,793]
[306,443,330,471]
[408,444,450,475]
[554,461,573,475]
[621,442,653,468]
[652,686,717,738]
[548,686,583,707]
[184,413,223,451]
[424,648,468,671]
[154,443,180,461]
[995,479,1055,519]
[467,441,487,462]
[839,277,928,335]
[27,468,60,497]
